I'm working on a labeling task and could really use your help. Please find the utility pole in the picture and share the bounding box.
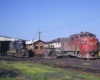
[39,31,42,40]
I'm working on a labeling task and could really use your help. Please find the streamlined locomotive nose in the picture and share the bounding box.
[80,37,99,59]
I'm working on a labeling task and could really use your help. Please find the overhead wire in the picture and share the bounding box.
[42,15,100,33]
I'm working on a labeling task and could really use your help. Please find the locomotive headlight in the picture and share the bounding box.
[81,41,87,44]
[90,37,93,40]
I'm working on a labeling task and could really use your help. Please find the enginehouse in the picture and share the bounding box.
[0,35,22,56]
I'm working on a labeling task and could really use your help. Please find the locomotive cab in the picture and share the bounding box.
[79,32,99,59]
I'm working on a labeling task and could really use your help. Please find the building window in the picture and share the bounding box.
[35,46,38,49]
[40,46,43,49]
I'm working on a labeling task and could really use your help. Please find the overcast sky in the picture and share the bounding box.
[0,0,100,41]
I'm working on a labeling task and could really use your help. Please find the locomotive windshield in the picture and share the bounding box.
[89,33,96,37]
[80,33,96,38]
[80,33,88,37]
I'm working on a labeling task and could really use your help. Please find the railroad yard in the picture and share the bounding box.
[0,56,100,80]
[0,0,100,80]
[0,32,100,80]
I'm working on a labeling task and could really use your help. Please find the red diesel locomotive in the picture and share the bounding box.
[60,32,99,59]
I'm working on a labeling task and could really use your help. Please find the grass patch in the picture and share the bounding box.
[77,74,100,80]
[98,51,100,58]
[7,62,100,80]
[0,61,9,71]
[99,52,100,57]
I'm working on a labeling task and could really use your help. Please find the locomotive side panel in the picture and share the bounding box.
[74,35,80,52]
[69,37,76,51]
[66,35,80,52]
[61,38,70,51]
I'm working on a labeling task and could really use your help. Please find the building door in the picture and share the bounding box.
[0,42,1,56]
[0,41,10,56]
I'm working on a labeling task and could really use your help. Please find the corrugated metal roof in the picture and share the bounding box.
[0,35,22,41]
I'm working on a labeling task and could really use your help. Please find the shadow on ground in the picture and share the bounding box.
[0,70,18,78]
